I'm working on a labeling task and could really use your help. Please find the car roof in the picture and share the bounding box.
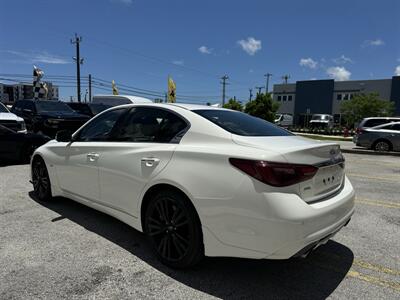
[168,103,226,111]
[362,117,400,120]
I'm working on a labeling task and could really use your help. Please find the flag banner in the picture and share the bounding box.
[168,76,176,103]
[112,80,119,95]
[33,65,46,100]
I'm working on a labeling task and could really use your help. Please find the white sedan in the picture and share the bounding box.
[30,103,355,268]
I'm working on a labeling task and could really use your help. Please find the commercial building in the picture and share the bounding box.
[0,82,59,104]
[272,76,400,125]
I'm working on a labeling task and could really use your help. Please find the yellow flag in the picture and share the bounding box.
[168,76,176,103]
[112,80,119,95]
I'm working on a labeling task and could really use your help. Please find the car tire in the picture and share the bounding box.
[144,189,204,268]
[32,157,52,201]
[373,140,391,152]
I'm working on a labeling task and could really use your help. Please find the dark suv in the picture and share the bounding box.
[11,100,90,137]
[66,102,112,117]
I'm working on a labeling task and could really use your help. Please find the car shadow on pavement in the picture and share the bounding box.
[29,193,354,300]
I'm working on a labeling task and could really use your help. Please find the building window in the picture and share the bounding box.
[350,94,354,99]
[277,95,281,101]
[344,94,349,100]
[337,94,342,100]
[283,95,287,101]
[288,95,293,101]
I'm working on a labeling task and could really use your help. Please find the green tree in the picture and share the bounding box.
[244,93,280,122]
[340,93,394,127]
[223,98,243,111]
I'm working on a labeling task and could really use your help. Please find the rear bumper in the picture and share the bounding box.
[201,176,355,259]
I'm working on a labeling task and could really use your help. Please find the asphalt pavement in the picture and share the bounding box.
[0,154,399,299]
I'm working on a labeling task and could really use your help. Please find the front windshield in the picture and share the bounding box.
[312,115,328,120]
[36,101,74,113]
[0,103,9,113]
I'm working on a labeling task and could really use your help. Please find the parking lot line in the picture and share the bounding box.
[356,198,400,209]
[346,270,400,292]
[347,173,400,182]
[316,252,400,292]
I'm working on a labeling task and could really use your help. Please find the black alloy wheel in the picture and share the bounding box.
[144,190,203,268]
[32,158,52,201]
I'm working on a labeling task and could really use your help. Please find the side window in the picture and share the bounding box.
[75,108,126,142]
[12,101,24,112]
[112,107,188,143]
[390,124,400,131]
[25,102,35,112]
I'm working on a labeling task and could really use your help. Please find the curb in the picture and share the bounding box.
[296,133,353,142]
[341,148,400,157]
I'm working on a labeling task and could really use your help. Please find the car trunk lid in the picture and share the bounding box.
[232,135,345,202]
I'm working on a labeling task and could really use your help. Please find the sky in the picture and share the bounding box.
[0,0,399,103]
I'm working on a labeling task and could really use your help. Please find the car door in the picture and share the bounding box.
[54,108,127,202]
[98,107,189,216]
[388,124,400,150]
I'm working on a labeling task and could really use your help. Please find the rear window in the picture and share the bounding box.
[362,119,400,128]
[193,109,293,136]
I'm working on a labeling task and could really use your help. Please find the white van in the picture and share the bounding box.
[275,113,293,127]
[92,95,153,106]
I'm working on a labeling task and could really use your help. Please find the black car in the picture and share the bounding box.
[0,125,50,164]
[66,102,112,117]
[11,100,90,137]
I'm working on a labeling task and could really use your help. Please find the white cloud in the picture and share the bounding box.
[395,66,400,76]
[237,37,262,56]
[299,57,317,69]
[362,39,385,47]
[333,55,353,64]
[198,46,212,54]
[172,60,184,66]
[327,66,351,81]
[4,50,70,64]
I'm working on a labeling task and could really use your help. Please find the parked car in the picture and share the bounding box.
[92,95,152,106]
[31,104,354,268]
[309,114,334,129]
[66,102,112,117]
[0,102,27,133]
[355,117,400,135]
[353,121,400,152]
[0,124,50,163]
[274,113,293,127]
[11,100,90,137]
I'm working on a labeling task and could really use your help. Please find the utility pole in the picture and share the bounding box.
[282,74,290,84]
[255,86,264,95]
[88,74,92,102]
[71,33,83,102]
[249,88,253,101]
[220,75,229,106]
[264,73,272,93]
[164,92,168,103]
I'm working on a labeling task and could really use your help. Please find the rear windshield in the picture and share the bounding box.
[36,101,74,113]
[193,109,293,136]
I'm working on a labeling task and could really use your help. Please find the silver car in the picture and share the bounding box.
[354,122,400,152]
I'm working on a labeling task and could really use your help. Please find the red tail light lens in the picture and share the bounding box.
[229,158,318,187]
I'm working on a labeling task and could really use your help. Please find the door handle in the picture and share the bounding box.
[141,157,160,167]
[87,152,100,162]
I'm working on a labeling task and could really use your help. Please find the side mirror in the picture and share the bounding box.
[55,130,73,142]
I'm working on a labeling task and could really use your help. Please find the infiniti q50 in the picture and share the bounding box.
[30,103,355,268]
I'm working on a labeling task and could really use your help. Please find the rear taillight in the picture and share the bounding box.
[229,158,318,187]
[355,127,365,135]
